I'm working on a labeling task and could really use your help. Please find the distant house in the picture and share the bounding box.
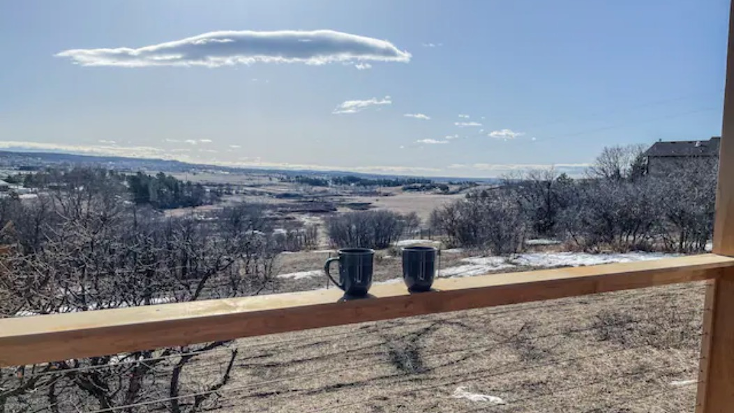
[643,136,720,176]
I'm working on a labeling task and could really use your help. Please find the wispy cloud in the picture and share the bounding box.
[455,121,482,127]
[404,113,431,120]
[199,139,213,143]
[445,134,460,140]
[422,43,443,48]
[229,145,241,149]
[333,96,392,114]
[56,30,411,68]
[458,114,470,118]
[184,139,198,144]
[488,129,524,139]
[164,138,181,143]
[416,138,449,144]
[98,140,116,144]
[355,63,372,70]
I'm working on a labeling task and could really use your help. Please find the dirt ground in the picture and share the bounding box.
[173,281,705,412]
[342,192,464,222]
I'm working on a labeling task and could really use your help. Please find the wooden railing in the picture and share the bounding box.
[1,254,734,412]
[4,1,734,412]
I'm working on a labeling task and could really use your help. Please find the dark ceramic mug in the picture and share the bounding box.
[324,248,374,297]
[402,246,438,292]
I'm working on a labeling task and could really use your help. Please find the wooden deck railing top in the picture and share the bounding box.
[1,253,733,367]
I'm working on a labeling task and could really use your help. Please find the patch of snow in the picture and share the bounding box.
[670,379,697,387]
[462,257,511,266]
[277,270,322,280]
[298,215,322,226]
[510,252,674,268]
[442,248,464,254]
[705,242,713,252]
[273,228,287,235]
[395,239,440,247]
[373,278,403,286]
[436,251,676,280]
[451,387,506,405]
[525,238,562,246]
[310,249,337,254]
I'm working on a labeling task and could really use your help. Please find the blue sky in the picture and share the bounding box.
[0,0,729,177]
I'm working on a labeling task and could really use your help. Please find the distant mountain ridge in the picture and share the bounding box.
[0,150,498,183]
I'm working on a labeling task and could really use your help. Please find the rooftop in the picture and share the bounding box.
[644,136,721,158]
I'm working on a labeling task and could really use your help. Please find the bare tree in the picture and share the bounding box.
[0,167,280,413]
[326,210,407,249]
[587,144,647,181]
[431,189,526,255]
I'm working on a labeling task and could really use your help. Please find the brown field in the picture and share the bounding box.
[171,281,704,412]
[342,192,465,221]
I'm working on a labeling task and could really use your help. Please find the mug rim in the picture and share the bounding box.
[401,246,437,252]
[338,248,375,254]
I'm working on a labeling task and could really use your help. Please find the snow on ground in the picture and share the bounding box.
[277,270,322,280]
[525,238,562,246]
[437,252,677,278]
[510,251,675,268]
[442,248,464,253]
[670,379,697,387]
[395,239,441,247]
[439,257,515,277]
[373,278,404,286]
[451,387,506,405]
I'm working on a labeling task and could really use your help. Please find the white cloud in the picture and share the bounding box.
[416,139,449,144]
[458,114,470,118]
[355,63,372,70]
[445,134,460,140]
[184,139,197,145]
[455,122,482,127]
[164,138,181,143]
[333,96,392,114]
[488,129,524,139]
[56,30,411,68]
[531,137,537,141]
[199,139,213,143]
[404,113,431,120]
[98,140,116,144]
[422,43,443,48]
[229,145,241,149]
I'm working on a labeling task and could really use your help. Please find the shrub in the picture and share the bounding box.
[430,190,526,255]
[325,210,406,249]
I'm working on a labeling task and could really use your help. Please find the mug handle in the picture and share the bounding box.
[324,257,344,290]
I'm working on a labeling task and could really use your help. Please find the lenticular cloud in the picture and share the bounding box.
[56,30,411,68]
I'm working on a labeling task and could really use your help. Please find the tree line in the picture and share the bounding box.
[6,168,219,210]
[290,174,432,188]
[431,145,717,254]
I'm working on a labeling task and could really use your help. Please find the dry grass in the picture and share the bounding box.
[169,282,706,412]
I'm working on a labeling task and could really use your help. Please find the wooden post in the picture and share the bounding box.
[696,1,734,411]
